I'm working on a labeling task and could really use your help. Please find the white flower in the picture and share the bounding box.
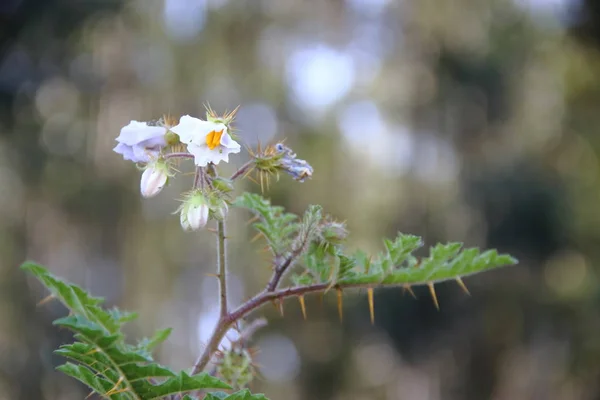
[179,192,209,231]
[140,162,169,198]
[170,115,241,166]
[114,121,167,163]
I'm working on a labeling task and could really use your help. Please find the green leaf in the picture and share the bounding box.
[136,327,172,355]
[57,363,124,399]
[204,390,269,400]
[133,372,230,399]
[233,193,299,255]
[22,262,230,400]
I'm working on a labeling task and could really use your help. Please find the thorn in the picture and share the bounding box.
[246,215,260,226]
[367,288,375,325]
[278,299,284,317]
[36,294,55,307]
[105,376,125,396]
[250,232,264,243]
[247,174,259,186]
[84,348,100,356]
[205,273,219,279]
[259,171,264,193]
[207,228,218,234]
[336,288,343,323]
[298,296,307,320]
[403,285,417,299]
[427,282,439,310]
[455,278,471,296]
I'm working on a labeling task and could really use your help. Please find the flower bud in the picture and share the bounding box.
[140,162,169,198]
[321,220,348,244]
[210,199,229,221]
[179,192,209,231]
[216,347,255,389]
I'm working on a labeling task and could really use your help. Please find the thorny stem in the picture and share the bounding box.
[266,254,295,292]
[192,279,408,374]
[217,220,228,317]
[191,220,229,375]
[193,167,205,191]
[230,160,254,181]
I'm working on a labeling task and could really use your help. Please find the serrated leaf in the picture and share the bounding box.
[137,327,172,353]
[57,363,125,399]
[133,372,230,399]
[23,262,230,400]
[204,390,269,400]
[233,193,299,255]
[313,233,517,287]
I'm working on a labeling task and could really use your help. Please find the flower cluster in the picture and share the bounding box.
[113,110,241,232]
[113,107,313,233]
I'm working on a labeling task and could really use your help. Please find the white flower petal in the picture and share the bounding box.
[220,132,241,151]
[170,115,206,144]
[186,143,213,167]
[116,121,166,145]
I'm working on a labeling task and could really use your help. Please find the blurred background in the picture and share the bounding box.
[1,0,599,398]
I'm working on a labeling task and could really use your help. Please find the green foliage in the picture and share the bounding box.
[21,263,232,400]
[236,193,518,290]
[233,192,300,256]
[203,390,269,399]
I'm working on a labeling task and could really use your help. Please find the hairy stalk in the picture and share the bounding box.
[193,167,205,190]
[164,152,194,160]
[191,221,229,375]
[217,220,228,317]
[230,160,254,181]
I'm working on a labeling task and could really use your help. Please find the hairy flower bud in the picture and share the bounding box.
[216,347,255,389]
[140,162,169,198]
[179,192,209,231]
[210,199,229,221]
[321,221,348,244]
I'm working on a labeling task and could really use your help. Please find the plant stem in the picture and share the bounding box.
[191,316,233,375]
[164,152,194,160]
[230,160,254,181]
[191,220,229,375]
[217,220,228,317]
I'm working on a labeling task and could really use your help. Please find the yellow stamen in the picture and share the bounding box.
[205,129,224,150]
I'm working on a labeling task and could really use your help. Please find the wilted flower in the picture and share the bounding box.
[140,161,170,198]
[274,143,313,182]
[170,115,241,166]
[113,121,168,163]
[178,191,210,231]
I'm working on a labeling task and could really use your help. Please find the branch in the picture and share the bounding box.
[230,160,254,181]
[265,252,297,292]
